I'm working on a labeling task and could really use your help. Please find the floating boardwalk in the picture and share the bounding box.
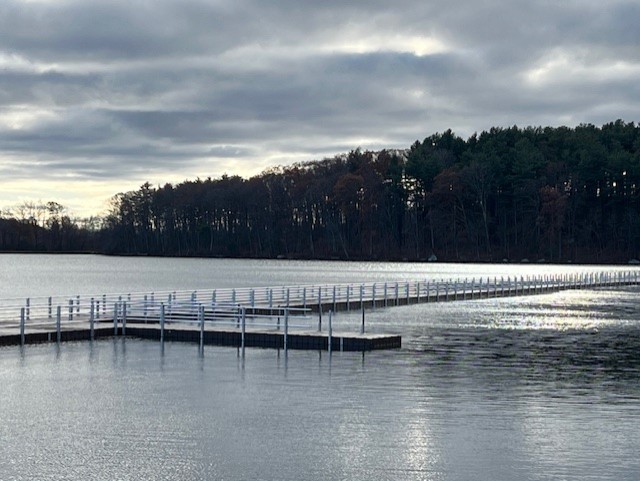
[1,270,639,351]
[0,317,398,352]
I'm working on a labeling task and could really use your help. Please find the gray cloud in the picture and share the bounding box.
[0,0,639,213]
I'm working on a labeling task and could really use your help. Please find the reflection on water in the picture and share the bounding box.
[0,253,638,299]
[1,284,640,481]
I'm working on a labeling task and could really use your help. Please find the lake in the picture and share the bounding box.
[0,255,639,480]
[0,253,634,299]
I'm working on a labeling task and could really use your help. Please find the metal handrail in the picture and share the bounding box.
[1,271,639,327]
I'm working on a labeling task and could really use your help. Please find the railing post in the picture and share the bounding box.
[48,296,52,319]
[56,305,62,344]
[122,302,127,336]
[384,282,388,307]
[417,281,421,303]
[113,302,119,336]
[284,308,289,353]
[144,294,148,322]
[360,306,365,334]
[90,298,95,341]
[302,287,307,310]
[332,286,337,312]
[394,282,399,306]
[406,281,410,304]
[25,298,30,321]
[160,303,165,345]
[76,295,80,314]
[241,307,246,352]
[250,289,255,308]
[346,285,350,311]
[372,284,376,310]
[68,299,73,321]
[20,307,25,346]
[199,305,205,353]
[328,310,333,354]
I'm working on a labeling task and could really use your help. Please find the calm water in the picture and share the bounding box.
[1,255,639,480]
[0,253,636,299]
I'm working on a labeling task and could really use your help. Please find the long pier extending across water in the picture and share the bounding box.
[1,270,638,351]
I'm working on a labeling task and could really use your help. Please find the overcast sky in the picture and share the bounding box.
[1,0,639,216]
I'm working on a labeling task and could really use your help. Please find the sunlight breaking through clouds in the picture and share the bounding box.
[525,49,640,86]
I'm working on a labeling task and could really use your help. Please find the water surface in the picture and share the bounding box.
[0,253,635,299]
[1,282,639,480]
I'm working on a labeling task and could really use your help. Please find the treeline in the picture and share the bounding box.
[2,120,640,262]
[101,120,640,263]
[0,201,98,252]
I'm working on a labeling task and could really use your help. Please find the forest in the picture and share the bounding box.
[2,120,640,264]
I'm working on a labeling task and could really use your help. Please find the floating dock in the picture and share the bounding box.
[2,270,639,351]
[0,309,401,351]
[128,323,400,351]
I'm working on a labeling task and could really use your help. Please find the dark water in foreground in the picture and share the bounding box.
[1,287,639,481]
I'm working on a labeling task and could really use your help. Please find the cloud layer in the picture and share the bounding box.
[1,0,639,215]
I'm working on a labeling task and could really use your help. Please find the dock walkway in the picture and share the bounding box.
[1,270,638,351]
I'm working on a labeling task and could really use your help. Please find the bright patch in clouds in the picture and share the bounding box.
[324,35,449,56]
[0,107,58,130]
[525,49,640,86]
